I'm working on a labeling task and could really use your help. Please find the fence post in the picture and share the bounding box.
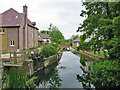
[23,51,26,61]
[10,53,12,64]
[13,52,17,64]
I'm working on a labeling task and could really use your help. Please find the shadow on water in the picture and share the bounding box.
[33,62,62,89]
[76,54,95,89]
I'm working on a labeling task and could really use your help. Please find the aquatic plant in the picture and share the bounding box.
[4,67,26,88]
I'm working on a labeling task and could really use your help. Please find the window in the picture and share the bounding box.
[0,29,5,34]
[15,16,18,19]
[10,40,15,46]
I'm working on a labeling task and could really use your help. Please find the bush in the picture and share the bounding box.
[90,59,120,88]
[41,44,57,58]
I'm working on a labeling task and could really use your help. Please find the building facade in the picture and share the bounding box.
[39,33,51,45]
[72,37,80,49]
[0,5,39,51]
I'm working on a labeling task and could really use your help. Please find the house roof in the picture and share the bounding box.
[0,8,38,30]
[72,37,80,42]
[39,33,50,39]
[38,37,44,42]
[0,8,24,27]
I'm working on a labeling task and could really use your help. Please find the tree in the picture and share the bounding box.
[77,1,120,60]
[48,23,65,44]
[70,35,79,41]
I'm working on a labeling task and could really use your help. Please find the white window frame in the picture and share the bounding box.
[0,29,5,34]
[10,40,15,46]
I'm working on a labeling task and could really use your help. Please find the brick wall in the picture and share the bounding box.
[7,28,18,51]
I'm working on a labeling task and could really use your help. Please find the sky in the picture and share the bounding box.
[0,0,86,39]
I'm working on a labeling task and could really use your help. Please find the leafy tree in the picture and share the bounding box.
[70,35,79,41]
[77,1,120,60]
[41,23,64,44]
[77,1,120,88]
[90,59,120,88]
[48,24,65,44]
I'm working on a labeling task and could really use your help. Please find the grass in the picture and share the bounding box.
[2,51,12,54]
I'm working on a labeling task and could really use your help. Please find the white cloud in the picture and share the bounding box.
[0,0,85,39]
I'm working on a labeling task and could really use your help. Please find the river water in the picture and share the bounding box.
[34,51,86,88]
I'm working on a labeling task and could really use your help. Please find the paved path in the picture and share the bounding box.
[1,53,10,59]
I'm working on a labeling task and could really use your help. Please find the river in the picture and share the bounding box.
[34,51,86,88]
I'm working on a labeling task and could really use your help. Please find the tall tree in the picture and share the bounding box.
[48,23,65,44]
[77,1,120,59]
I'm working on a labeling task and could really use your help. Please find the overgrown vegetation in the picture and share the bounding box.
[77,1,120,88]
[41,44,57,58]
[4,68,26,88]
[89,59,120,88]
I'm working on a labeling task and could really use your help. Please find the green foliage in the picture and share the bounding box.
[48,23,65,44]
[80,56,86,66]
[90,59,120,88]
[28,46,38,50]
[77,41,90,51]
[41,24,65,44]
[4,67,26,88]
[26,76,37,88]
[41,44,57,58]
[77,2,120,59]
[50,43,60,52]
[2,51,12,54]
[70,35,79,41]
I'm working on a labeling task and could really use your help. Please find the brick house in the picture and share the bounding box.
[0,5,39,51]
[39,32,51,45]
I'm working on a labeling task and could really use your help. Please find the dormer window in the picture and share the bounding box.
[15,16,18,19]
[0,29,5,34]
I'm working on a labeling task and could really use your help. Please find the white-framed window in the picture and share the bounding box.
[10,40,15,46]
[0,29,5,34]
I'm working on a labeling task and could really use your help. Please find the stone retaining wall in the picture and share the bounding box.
[44,53,62,68]
[25,52,63,76]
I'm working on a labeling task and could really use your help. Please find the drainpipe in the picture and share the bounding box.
[17,27,19,49]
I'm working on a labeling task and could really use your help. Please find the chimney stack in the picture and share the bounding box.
[23,5,28,23]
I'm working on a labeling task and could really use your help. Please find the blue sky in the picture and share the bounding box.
[0,0,85,39]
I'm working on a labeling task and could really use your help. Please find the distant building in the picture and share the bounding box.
[0,5,39,51]
[72,37,80,49]
[38,36,44,46]
[39,32,51,45]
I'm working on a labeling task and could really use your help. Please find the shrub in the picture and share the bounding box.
[41,44,57,58]
[90,59,120,88]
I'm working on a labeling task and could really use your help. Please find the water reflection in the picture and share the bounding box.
[32,51,95,89]
[34,62,62,89]
[76,54,95,89]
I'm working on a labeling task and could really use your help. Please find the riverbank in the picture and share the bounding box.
[34,51,84,88]
[73,50,104,60]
